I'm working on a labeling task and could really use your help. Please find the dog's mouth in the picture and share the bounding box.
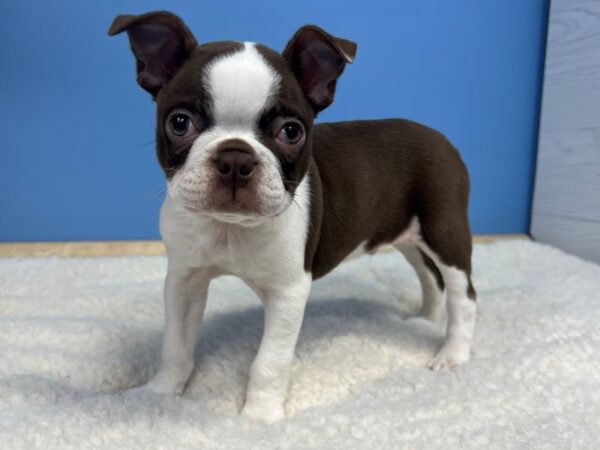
[181,201,290,227]
[173,178,291,225]
[204,211,268,226]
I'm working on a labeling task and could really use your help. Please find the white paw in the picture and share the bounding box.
[427,343,470,371]
[241,401,286,424]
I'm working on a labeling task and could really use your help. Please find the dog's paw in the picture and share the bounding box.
[427,343,470,371]
[241,401,286,424]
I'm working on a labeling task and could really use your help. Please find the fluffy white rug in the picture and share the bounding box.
[1,240,599,448]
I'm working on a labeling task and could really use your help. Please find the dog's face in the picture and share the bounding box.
[109,12,356,225]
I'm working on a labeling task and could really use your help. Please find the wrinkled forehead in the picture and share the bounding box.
[205,42,281,128]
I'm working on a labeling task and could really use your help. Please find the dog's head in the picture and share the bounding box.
[109,11,356,225]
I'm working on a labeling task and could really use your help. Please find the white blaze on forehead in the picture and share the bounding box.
[205,42,281,129]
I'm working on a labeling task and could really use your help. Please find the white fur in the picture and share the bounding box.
[242,271,312,422]
[133,265,211,396]
[205,42,280,130]
[426,266,476,370]
[400,217,476,370]
[396,244,445,321]
[145,175,313,422]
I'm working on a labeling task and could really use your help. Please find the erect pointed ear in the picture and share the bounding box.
[282,25,357,114]
[108,11,198,97]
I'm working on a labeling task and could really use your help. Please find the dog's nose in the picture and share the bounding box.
[213,149,258,188]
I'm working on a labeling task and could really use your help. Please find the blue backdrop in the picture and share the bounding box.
[0,1,548,241]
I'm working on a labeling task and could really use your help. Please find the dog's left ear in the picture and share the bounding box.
[108,11,198,97]
[283,25,357,114]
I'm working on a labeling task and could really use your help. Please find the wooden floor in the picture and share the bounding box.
[0,235,530,257]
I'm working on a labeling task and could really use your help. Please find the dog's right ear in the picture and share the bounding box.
[108,11,197,97]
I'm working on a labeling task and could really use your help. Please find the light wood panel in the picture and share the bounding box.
[0,241,166,257]
[531,0,600,263]
[0,235,529,257]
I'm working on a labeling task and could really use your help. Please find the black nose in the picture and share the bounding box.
[213,149,258,189]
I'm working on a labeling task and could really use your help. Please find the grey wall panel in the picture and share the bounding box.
[532,0,600,262]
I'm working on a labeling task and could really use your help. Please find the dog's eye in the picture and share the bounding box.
[276,121,305,146]
[166,110,199,139]
[171,114,190,135]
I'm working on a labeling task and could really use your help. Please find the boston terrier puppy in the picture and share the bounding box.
[109,11,476,422]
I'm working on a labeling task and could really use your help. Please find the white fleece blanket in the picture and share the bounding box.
[1,240,599,449]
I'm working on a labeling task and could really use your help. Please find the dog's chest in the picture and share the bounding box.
[160,195,310,285]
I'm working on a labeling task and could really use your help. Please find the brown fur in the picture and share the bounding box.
[305,119,474,292]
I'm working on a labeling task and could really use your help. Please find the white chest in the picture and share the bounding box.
[159,177,312,286]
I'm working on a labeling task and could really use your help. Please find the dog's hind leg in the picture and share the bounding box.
[395,244,445,321]
[417,214,477,371]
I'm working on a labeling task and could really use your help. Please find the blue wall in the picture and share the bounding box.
[0,1,548,241]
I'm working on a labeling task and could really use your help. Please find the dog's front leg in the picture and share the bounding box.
[241,273,311,422]
[140,264,211,395]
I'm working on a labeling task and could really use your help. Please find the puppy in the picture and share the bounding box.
[109,11,476,422]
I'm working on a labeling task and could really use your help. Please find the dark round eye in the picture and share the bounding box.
[170,114,190,136]
[276,122,304,145]
[166,110,199,139]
